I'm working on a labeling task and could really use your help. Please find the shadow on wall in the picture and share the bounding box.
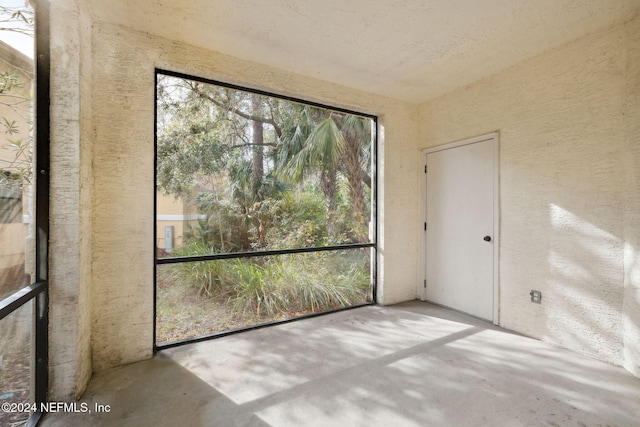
[544,202,625,364]
[500,129,631,369]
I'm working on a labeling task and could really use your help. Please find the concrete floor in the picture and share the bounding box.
[42,301,640,427]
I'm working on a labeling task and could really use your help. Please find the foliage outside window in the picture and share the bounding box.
[0,4,38,427]
[0,170,21,222]
[155,72,376,344]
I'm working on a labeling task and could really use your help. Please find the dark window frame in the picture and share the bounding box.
[153,68,378,350]
[0,1,49,425]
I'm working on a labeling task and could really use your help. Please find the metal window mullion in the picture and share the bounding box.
[34,0,50,284]
[0,282,46,321]
[34,0,51,415]
[34,286,48,406]
[153,70,159,353]
[156,242,376,265]
[157,69,376,120]
[371,118,378,303]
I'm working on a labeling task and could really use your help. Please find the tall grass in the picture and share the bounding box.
[161,247,370,318]
[159,241,228,297]
[227,260,289,316]
[275,253,369,313]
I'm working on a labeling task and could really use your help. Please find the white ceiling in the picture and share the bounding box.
[88,0,640,104]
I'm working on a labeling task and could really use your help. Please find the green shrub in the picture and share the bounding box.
[225,252,369,317]
[163,239,371,319]
[227,259,288,316]
[264,190,328,248]
[159,241,229,297]
[278,252,369,312]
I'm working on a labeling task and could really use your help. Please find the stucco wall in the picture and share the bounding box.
[79,21,418,373]
[49,0,93,400]
[419,14,640,374]
[622,13,640,377]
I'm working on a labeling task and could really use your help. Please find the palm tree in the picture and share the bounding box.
[334,113,372,233]
[157,75,373,246]
[274,105,371,242]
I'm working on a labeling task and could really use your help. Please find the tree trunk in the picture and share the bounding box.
[251,95,269,248]
[251,95,264,195]
[344,133,367,241]
[320,168,338,240]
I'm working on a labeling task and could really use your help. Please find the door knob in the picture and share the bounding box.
[483,236,492,242]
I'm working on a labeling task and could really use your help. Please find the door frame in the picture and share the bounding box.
[419,131,500,324]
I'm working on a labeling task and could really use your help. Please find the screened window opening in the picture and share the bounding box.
[155,70,376,346]
[0,1,49,426]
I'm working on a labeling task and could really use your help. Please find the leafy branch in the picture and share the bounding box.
[0,5,34,193]
[187,81,283,138]
[0,6,34,37]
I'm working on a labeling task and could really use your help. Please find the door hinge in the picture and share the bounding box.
[424,222,427,231]
[423,279,427,288]
[424,165,427,173]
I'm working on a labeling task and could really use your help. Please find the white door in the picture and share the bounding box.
[425,137,495,321]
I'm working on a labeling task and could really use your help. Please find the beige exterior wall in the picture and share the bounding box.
[155,191,198,252]
[419,13,640,375]
[0,41,32,288]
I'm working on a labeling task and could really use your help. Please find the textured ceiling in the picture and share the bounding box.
[88,0,640,103]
